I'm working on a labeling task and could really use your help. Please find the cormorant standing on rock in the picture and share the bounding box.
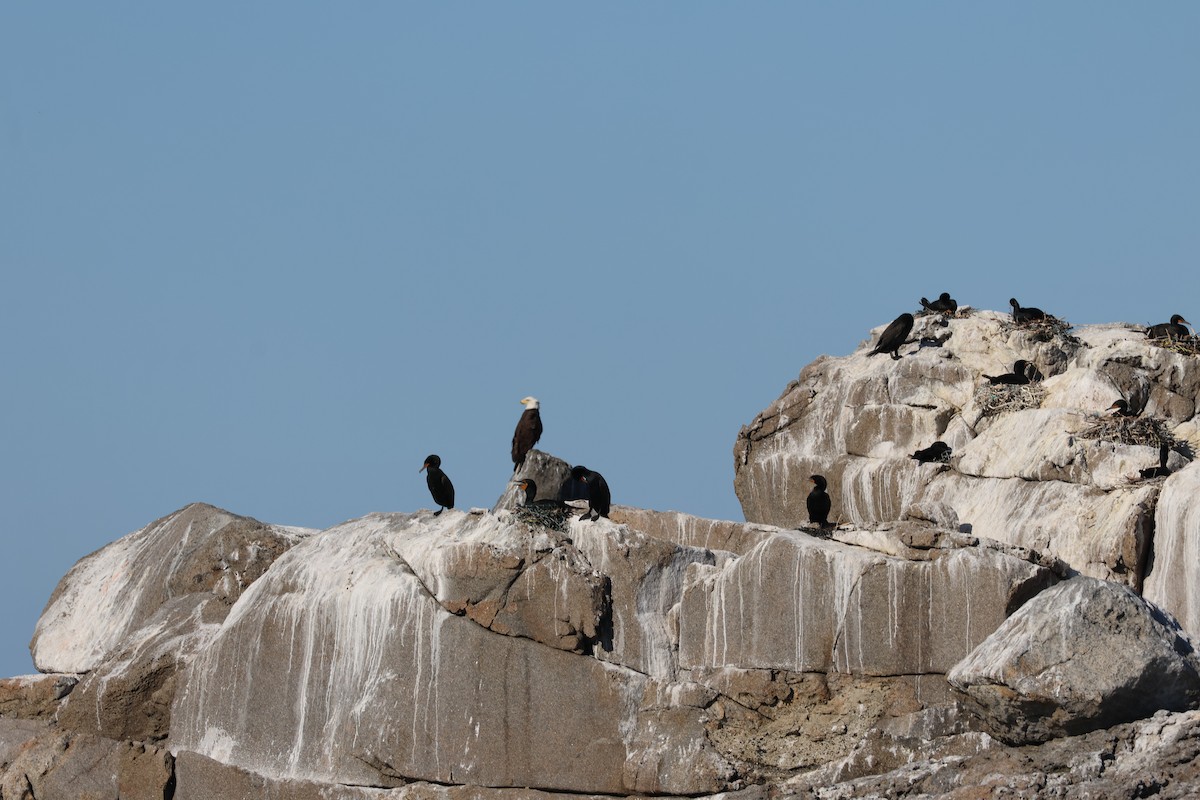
[985,360,1033,386]
[567,465,610,521]
[868,313,915,360]
[1107,399,1139,418]
[806,475,832,529]
[911,441,952,464]
[1139,442,1173,479]
[1009,298,1048,324]
[920,293,958,314]
[511,396,543,472]
[419,455,455,516]
[1146,314,1192,340]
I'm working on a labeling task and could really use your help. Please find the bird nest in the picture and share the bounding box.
[1080,416,1174,448]
[1007,315,1077,343]
[514,504,573,533]
[974,383,1046,417]
[1149,336,1200,357]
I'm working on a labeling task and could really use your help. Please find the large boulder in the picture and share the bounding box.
[948,576,1200,743]
[168,511,658,794]
[30,503,312,674]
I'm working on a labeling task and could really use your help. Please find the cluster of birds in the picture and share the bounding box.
[419,396,612,523]
[805,295,1195,530]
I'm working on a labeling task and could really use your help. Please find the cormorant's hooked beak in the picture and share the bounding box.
[419,464,429,473]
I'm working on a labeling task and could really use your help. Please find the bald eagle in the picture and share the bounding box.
[512,396,543,472]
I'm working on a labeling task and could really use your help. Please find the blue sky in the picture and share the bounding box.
[1,4,1197,678]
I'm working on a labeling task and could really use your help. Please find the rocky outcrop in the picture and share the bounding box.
[31,502,312,674]
[5,310,1200,798]
[735,313,1200,591]
[1144,463,1200,640]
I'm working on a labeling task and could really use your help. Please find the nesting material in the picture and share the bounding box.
[1080,415,1175,447]
[1006,315,1076,343]
[514,503,573,533]
[975,383,1047,418]
[1148,336,1200,357]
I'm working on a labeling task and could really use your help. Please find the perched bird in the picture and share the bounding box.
[419,454,455,516]
[919,292,958,315]
[985,359,1033,386]
[511,396,544,472]
[1009,298,1047,324]
[911,441,952,464]
[1107,399,1139,418]
[1139,442,1173,479]
[566,465,610,521]
[512,478,571,530]
[1146,314,1192,340]
[513,478,565,509]
[806,475,832,528]
[868,313,915,360]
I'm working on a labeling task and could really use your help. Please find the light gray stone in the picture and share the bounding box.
[169,512,650,794]
[678,531,1056,676]
[1144,462,1200,642]
[31,502,312,674]
[948,576,1200,743]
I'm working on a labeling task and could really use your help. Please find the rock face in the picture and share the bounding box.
[949,576,1200,743]
[5,309,1200,798]
[735,313,1200,592]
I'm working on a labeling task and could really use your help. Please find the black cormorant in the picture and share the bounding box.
[567,465,610,521]
[985,359,1033,385]
[1107,399,1139,418]
[806,475,832,528]
[868,313,915,360]
[1009,298,1048,324]
[511,396,543,472]
[1139,442,1173,479]
[1146,314,1192,340]
[911,441,952,464]
[920,293,958,315]
[514,479,566,509]
[419,454,455,516]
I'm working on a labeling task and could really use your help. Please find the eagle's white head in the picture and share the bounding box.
[520,396,540,410]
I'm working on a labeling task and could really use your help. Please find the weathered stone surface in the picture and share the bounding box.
[492,449,573,513]
[735,314,1199,592]
[407,512,607,653]
[948,576,1200,744]
[678,530,1056,676]
[170,512,651,794]
[921,473,1157,588]
[57,593,225,741]
[0,726,170,800]
[1144,462,1200,642]
[571,518,721,678]
[611,507,776,556]
[782,707,1200,799]
[0,674,77,719]
[176,749,768,800]
[31,502,312,674]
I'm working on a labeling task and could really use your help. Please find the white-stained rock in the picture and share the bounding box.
[948,576,1200,744]
[1144,463,1200,642]
[677,530,1056,676]
[168,512,655,793]
[921,474,1156,587]
[735,313,1197,592]
[30,503,312,674]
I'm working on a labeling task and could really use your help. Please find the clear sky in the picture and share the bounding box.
[1,4,1197,678]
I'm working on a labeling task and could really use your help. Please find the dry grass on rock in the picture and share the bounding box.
[1080,415,1174,447]
[974,383,1046,418]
